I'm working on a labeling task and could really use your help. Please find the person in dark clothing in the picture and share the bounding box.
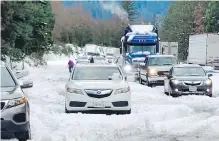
[68,60,74,73]
[90,56,94,63]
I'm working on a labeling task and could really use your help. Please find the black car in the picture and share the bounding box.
[164,64,213,97]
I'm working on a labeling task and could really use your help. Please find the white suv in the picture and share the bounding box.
[65,63,131,114]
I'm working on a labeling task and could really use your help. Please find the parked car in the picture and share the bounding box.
[139,55,177,87]
[1,61,33,141]
[164,64,213,97]
[65,63,131,114]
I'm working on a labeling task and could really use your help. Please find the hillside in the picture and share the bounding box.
[62,1,171,21]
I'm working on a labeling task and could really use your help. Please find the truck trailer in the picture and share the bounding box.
[187,34,219,69]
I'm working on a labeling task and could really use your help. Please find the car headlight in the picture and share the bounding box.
[6,97,26,109]
[171,79,181,85]
[205,79,212,85]
[114,87,130,94]
[148,69,157,76]
[67,88,84,95]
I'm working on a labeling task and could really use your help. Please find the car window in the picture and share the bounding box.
[1,66,16,87]
[173,67,206,76]
[72,66,122,80]
[148,57,177,66]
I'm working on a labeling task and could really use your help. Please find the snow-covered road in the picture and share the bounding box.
[5,60,219,141]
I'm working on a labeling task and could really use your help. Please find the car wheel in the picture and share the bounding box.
[139,74,143,85]
[16,130,30,141]
[65,106,69,113]
[208,93,212,97]
[146,76,152,87]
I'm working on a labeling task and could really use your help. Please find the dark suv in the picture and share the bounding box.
[1,61,33,141]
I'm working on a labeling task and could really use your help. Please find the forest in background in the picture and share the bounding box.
[1,1,219,62]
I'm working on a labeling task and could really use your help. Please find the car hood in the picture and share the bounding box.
[68,80,128,89]
[1,86,23,100]
[173,76,208,81]
[148,65,173,71]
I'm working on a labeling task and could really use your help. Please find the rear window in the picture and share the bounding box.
[1,66,16,87]
[72,66,122,80]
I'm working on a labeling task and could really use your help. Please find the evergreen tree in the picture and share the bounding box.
[121,1,137,22]
[205,1,219,33]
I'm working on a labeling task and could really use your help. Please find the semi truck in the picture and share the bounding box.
[187,34,219,69]
[120,24,160,79]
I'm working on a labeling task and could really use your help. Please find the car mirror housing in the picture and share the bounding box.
[20,80,33,89]
[208,74,213,77]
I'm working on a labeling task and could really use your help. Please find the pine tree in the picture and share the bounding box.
[121,1,137,22]
[205,1,219,33]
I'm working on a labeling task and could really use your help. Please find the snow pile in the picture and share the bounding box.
[4,58,219,141]
[211,73,219,97]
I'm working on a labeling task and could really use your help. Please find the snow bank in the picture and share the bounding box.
[211,73,219,97]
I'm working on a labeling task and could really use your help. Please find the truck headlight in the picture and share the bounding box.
[148,69,157,76]
[67,88,84,95]
[205,79,212,85]
[124,65,132,72]
[6,97,26,109]
[114,87,130,94]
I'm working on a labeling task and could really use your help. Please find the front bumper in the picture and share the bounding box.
[170,84,212,96]
[65,91,131,112]
[148,76,165,84]
[1,121,30,139]
[1,102,29,138]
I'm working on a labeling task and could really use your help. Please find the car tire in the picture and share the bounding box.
[139,73,143,85]
[16,129,30,141]
[65,106,69,114]
[208,93,212,97]
[117,109,131,115]
[146,76,152,87]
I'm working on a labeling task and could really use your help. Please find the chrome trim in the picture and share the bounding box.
[84,89,113,95]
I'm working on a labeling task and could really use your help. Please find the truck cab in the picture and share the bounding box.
[139,55,177,87]
[120,24,160,80]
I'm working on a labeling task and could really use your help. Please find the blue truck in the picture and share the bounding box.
[120,24,160,79]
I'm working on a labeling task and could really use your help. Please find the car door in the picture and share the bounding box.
[164,67,173,91]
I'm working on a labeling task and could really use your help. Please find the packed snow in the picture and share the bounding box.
[3,58,219,141]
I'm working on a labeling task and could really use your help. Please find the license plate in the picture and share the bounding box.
[93,101,105,108]
[189,86,197,92]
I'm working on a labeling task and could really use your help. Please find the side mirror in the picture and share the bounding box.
[208,74,213,77]
[20,80,33,89]
[166,74,172,79]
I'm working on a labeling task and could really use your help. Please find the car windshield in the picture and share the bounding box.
[173,67,206,76]
[128,45,156,54]
[72,66,122,80]
[1,66,16,87]
[148,57,177,66]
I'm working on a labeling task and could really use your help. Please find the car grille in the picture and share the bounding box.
[157,71,169,76]
[84,89,113,98]
[1,102,5,110]
[183,81,202,86]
